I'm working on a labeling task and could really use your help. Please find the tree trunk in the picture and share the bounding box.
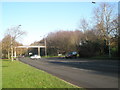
[7,51,10,59]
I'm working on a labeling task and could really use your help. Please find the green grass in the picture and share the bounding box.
[0,59,2,90]
[2,59,79,88]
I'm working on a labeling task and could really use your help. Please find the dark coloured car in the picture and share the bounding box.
[65,52,77,58]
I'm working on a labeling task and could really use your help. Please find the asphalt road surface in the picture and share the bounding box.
[18,57,119,88]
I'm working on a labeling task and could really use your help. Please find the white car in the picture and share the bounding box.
[30,55,41,59]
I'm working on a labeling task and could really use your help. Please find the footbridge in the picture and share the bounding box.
[14,45,46,57]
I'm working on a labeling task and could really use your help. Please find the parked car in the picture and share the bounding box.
[30,55,41,59]
[65,51,77,58]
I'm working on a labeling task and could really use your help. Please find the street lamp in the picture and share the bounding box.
[44,38,47,57]
[104,5,111,58]
[92,1,96,4]
[40,35,47,57]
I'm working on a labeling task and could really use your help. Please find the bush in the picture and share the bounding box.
[111,47,118,57]
[78,40,101,57]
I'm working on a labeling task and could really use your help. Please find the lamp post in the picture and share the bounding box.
[92,1,96,4]
[104,5,111,58]
[44,38,47,57]
[40,35,47,57]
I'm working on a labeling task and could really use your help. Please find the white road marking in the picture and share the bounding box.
[72,67,94,72]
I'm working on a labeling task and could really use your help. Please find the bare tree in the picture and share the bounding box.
[93,3,118,57]
[45,30,83,56]
[79,18,89,33]
[4,25,26,61]
[79,18,90,41]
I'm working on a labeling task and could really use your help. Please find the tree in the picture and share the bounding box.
[4,25,26,61]
[1,35,26,59]
[0,40,2,59]
[2,35,11,59]
[79,18,89,32]
[77,29,104,57]
[78,40,102,57]
[45,30,83,56]
[93,3,118,57]
[46,31,71,55]
[79,18,90,41]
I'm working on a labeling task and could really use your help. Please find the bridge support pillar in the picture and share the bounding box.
[38,47,40,56]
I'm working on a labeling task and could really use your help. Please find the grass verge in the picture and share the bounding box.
[0,59,2,90]
[2,59,79,88]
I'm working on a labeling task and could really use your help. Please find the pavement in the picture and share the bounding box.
[18,57,119,88]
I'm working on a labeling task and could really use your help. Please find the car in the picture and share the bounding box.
[30,55,41,59]
[65,51,77,58]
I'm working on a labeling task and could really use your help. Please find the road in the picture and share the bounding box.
[18,57,119,88]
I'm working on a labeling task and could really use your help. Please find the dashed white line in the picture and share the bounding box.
[72,67,94,72]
